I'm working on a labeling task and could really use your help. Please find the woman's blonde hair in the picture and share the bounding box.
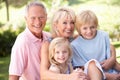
[49,37,72,73]
[75,10,98,34]
[51,7,76,38]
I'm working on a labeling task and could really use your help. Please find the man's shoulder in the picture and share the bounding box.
[42,31,51,37]
[14,31,29,45]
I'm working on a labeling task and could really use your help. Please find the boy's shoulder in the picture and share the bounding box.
[98,30,109,36]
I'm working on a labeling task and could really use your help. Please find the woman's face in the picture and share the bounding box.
[55,15,75,38]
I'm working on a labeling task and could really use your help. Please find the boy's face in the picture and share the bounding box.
[79,23,97,40]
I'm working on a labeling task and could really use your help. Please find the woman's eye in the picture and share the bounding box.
[71,22,74,24]
[55,51,59,54]
[63,22,67,24]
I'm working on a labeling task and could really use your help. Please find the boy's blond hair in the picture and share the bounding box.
[75,10,98,34]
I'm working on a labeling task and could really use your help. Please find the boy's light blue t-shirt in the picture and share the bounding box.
[71,30,116,73]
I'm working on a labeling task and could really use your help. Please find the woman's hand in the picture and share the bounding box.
[69,68,89,80]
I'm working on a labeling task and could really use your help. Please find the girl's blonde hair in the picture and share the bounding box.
[49,37,72,73]
[75,10,98,34]
[51,7,76,38]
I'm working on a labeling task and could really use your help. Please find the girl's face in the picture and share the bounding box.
[54,45,69,64]
[80,23,97,40]
[55,15,75,38]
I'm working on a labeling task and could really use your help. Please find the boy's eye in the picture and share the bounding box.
[91,26,95,28]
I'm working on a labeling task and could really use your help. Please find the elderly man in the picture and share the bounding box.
[9,1,50,80]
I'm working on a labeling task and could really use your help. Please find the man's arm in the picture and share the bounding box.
[9,75,20,80]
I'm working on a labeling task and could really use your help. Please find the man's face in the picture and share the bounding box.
[25,5,47,38]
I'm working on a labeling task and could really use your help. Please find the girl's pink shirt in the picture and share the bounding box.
[9,28,50,80]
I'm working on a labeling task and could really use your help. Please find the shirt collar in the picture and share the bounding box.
[25,27,45,43]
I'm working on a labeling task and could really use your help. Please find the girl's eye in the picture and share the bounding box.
[83,27,87,30]
[63,51,67,53]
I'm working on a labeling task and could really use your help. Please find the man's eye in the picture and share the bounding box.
[31,17,35,20]
[39,17,45,20]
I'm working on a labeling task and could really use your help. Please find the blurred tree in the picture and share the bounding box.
[106,0,120,6]
[2,0,31,21]
[8,0,30,8]
[1,0,9,21]
[114,24,120,41]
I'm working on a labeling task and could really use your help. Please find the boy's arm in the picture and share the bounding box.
[101,44,116,70]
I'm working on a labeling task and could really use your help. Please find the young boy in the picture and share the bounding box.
[71,10,120,80]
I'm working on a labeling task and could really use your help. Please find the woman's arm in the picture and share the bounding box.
[40,41,86,80]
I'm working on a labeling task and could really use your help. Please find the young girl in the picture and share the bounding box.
[49,37,73,74]
[71,10,120,80]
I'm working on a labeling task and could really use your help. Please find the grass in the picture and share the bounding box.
[0,56,10,80]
